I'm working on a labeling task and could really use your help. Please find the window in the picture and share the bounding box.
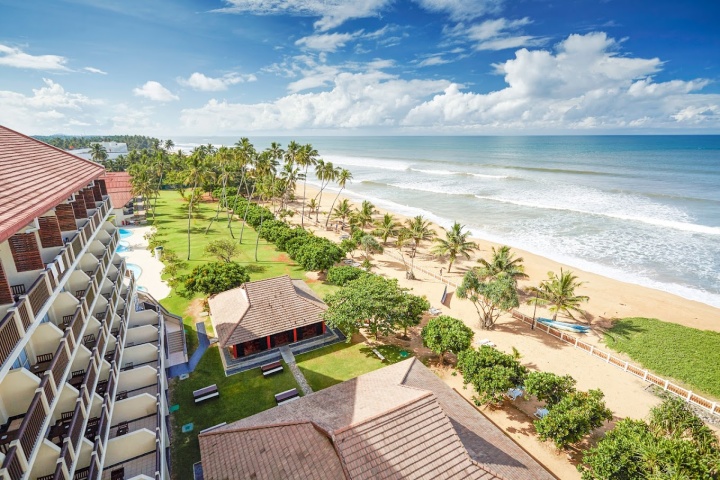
[11,347,30,370]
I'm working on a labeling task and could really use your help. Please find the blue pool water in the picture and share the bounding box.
[127,263,142,279]
[137,285,148,292]
[117,240,131,252]
[119,228,133,239]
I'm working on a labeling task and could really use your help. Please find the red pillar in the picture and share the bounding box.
[266,336,272,349]
[293,329,297,342]
[322,322,326,334]
[232,345,238,358]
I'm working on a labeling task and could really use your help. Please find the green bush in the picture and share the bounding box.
[535,389,612,450]
[457,346,527,405]
[181,262,250,296]
[421,315,474,364]
[326,266,367,286]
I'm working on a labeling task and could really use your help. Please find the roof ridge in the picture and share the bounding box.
[198,420,314,438]
[0,125,105,170]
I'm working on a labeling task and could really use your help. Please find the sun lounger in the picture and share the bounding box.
[534,408,549,419]
[476,338,496,347]
[428,307,441,316]
[506,387,524,400]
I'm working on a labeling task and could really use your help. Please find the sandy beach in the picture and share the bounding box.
[287,183,720,479]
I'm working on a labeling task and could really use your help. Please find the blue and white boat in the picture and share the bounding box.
[537,318,590,333]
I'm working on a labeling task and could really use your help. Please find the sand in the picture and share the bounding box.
[283,183,720,479]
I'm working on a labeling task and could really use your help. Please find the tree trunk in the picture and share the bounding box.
[239,183,256,244]
[301,167,308,227]
[325,188,344,228]
[205,176,227,234]
[254,195,264,262]
[187,180,197,260]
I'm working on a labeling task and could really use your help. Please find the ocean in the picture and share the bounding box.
[173,136,720,309]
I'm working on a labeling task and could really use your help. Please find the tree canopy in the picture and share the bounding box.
[524,371,578,407]
[528,268,589,320]
[421,315,474,364]
[535,389,613,450]
[457,270,519,329]
[181,262,250,296]
[457,346,527,405]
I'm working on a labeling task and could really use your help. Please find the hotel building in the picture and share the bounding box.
[0,126,173,480]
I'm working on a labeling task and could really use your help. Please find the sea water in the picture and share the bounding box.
[173,136,720,309]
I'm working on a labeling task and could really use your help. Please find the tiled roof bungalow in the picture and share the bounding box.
[98,172,135,227]
[0,126,173,480]
[208,275,343,374]
[198,359,555,480]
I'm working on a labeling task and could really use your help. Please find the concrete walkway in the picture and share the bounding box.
[279,346,313,395]
[167,322,210,378]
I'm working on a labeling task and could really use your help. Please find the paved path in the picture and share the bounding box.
[167,322,210,378]
[279,346,313,395]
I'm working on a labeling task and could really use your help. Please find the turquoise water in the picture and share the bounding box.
[119,228,133,239]
[174,136,720,308]
[117,240,131,252]
[127,263,142,279]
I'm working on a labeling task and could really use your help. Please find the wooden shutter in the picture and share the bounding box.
[38,216,63,247]
[71,199,88,218]
[97,179,108,195]
[55,204,77,231]
[92,183,102,201]
[0,260,13,305]
[9,233,44,272]
[82,188,96,210]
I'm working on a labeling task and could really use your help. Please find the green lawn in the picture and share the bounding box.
[169,348,300,479]
[151,191,338,351]
[604,317,720,399]
[296,342,410,391]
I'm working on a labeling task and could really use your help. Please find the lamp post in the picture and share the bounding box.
[531,289,540,330]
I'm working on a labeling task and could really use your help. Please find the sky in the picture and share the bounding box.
[0,0,719,136]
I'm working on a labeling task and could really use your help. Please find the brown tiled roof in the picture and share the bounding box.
[200,359,554,480]
[0,125,105,244]
[208,275,327,347]
[199,422,345,480]
[100,171,133,209]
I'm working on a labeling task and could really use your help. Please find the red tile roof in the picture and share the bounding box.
[0,125,105,244]
[208,275,327,347]
[199,360,554,480]
[100,171,133,209]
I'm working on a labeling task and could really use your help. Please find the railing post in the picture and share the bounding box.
[664,379,669,391]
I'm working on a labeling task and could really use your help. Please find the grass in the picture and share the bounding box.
[169,348,300,479]
[296,342,410,391]
[604,317,720,399]
[151,191,339,351]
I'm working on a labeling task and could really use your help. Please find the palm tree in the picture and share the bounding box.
[265,142,284,213]
[183,147,215,260]
[228,138,254,238]
[279,161,303,211]
[431,222,478,273]
[90,143,108,164]
[403,215,436,277]
[324,168,352,228]
[353,200,377,230]
[331,199,352,229]
[296,143,318,227]
[528,269,589,320]
[373,213,400,244]
[477,245,529,284]
[205,146,232,234]
[307,198,319,218]
[313,161,337,222]
[360,234,383,269]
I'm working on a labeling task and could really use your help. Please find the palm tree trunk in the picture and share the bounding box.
[325,188,344,228]
[153,171,163,215]
[187,180,197,260]
[239,183,255,244]
[254,194,264,262]
[301,166,309,227]
[227,171,247,238]
[205,176,226,234]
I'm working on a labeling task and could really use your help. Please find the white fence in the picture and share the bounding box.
[387,251,720,419]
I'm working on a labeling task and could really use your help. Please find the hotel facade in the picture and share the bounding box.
[0,126,172,480]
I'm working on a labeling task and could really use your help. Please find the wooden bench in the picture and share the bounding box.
[193,384,219,404]
[261,361,283,377]
[275,388,300,406]
[372,348,386,362]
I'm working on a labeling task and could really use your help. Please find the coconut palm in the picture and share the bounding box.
[527,269,589,320]
[90,143,108,164]
[352,200,377,230]
[205,146,233,234]
[296,143,318,227]
[313,161,337,222]
[373,213,400,244]
[279,161,303,211]
[360,234,383,262]
[325,168,352,228]
[403,215,436,278]
[265,142,284,213]
[183,147,215,259]
[307,198,319,218]
[432,222,478,273]
[331,199,352,229]
[227,139,253,238]
[477,245,529,284]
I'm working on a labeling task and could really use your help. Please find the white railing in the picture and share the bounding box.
[388,250,720,419]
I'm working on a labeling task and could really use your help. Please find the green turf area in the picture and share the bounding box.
[151,191,339,352]
[604,317,720,399]
[169,348,300,479]
[295,342,410,391]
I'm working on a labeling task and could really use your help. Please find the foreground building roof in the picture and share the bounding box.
[208,275,327,347]
[199,359,554,480]
[0,125,105,243]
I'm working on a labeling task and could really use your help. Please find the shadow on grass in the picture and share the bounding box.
[603,320,647,343]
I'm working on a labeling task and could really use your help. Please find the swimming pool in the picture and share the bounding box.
[119,228,133,239]
[127,263,142,279]
[117,240,131,252]
[137,285,148,292]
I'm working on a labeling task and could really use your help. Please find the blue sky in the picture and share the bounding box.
[0,0,718,135]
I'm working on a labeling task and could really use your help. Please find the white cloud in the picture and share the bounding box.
[0,44,70,70]
[296,32,360,52]
[403,32,719,130]
[213,0,392,31]
[0,79,102,133]
[133,81,179,101]
[84,67,107,75]
[418,55,451,67]
[414,0,503,21]
[177,72,256,91]
[447,17,544,51]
